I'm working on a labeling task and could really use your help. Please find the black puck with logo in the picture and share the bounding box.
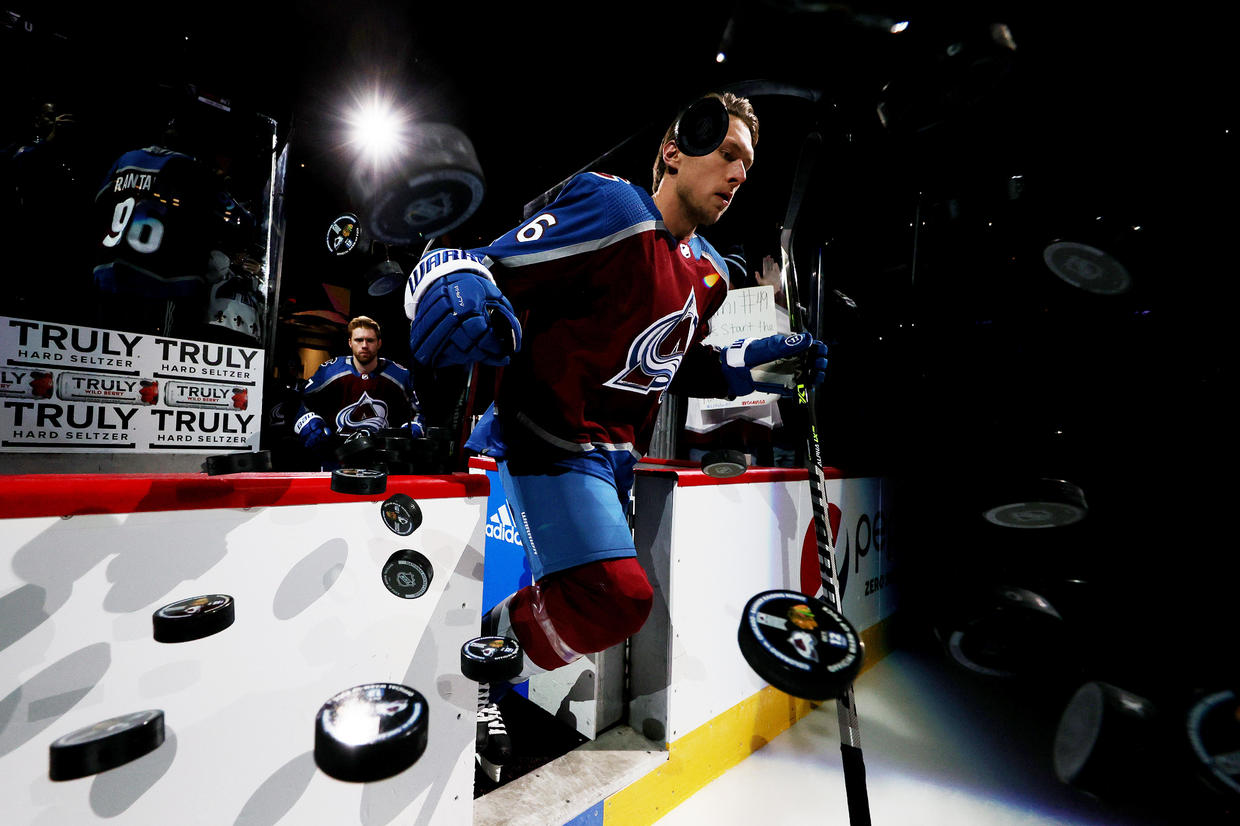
[700,448,748,479]
[334,431,376,463]
[314,683,428,782]
[935,585,1067,679]
[737,589,863,701]
[331,467,387,495]
[380,493,423,536]
[153,594,235,643]
[381,550,433,599]
[982,478,1088,529]
[49,709,166,780]
[461,636,523,682]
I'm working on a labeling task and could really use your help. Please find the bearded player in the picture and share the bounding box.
[294,316,423,465]
[402,93,828,780]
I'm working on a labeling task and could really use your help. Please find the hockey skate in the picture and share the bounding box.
[461,633,523,786]
[475,682,512,783]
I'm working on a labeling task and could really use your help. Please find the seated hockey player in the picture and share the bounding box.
[400,92,827,781]
[294,316,423,466]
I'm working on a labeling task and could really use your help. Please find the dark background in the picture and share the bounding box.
[2,0,1235,767]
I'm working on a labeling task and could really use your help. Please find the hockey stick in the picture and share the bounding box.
[779,131,872,826]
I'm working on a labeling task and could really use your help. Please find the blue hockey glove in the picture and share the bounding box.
[403,417,426,439]
[720,332,828,397]
[405,250,521,367]
[295,412,333,452]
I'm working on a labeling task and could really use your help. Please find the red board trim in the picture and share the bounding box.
[0,472,490,519]
[470,454,840,487]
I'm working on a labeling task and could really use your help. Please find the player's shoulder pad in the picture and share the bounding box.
[377,358,411,385]
[694,235,730,280]
[303,356,352,390]
[478,172,661,268]
[552,171,658,226]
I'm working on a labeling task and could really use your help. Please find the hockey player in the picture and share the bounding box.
[294,316,423,464]
[402,93,827,780]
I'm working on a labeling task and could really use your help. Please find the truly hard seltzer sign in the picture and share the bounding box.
[1,317,264,453]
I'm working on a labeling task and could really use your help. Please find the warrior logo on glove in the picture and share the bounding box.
[405,250,522,367]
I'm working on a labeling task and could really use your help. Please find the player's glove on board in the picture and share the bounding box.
[405,250,521,367]
[720,332,828,397]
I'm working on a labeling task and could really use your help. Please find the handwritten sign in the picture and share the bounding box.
[697,286,782,412]
[702,285,778,347]
[1,316,264,454]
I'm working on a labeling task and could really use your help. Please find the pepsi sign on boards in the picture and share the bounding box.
[0,316,264,453]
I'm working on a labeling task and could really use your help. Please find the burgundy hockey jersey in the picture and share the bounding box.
[457,171,731,461]
[295,356,416,437]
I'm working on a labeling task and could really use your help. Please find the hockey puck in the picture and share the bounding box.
[349,122,485,245]
[331,467,387,495]
[335,431,376,463]
[365,259,405,297]
[406,438,441,471]
[374,427,410,439]
[380,460,416,476]
[49,709,165,780]
[461,636,523,683]
[982,478,1088,529]
[1043,241,1132,295]
[371,449,411,472]
[375,439,413,459]
[675,95,730,157]
[936,585,1066,679]
[737,590,863,701]
[373,429,414,454]
[381,550,433,599]
[1053,681,1159,794]
[314,683,428,783]
[1186,689,1240,798]
[380,493,423,536]
[152,594,235,643]
[202,450,272,476]
[701,448,748,479]
[425,426,452,443]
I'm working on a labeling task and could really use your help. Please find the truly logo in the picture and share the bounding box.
[486,503,524,547]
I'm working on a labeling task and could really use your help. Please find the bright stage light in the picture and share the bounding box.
[344,89,411,166]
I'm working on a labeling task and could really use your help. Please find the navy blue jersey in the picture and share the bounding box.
[92,146,225,298]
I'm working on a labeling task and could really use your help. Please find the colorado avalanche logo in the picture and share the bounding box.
[336,391,389,432]
[604,292,699,395]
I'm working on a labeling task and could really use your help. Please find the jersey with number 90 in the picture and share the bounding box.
[92,145,219,299]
